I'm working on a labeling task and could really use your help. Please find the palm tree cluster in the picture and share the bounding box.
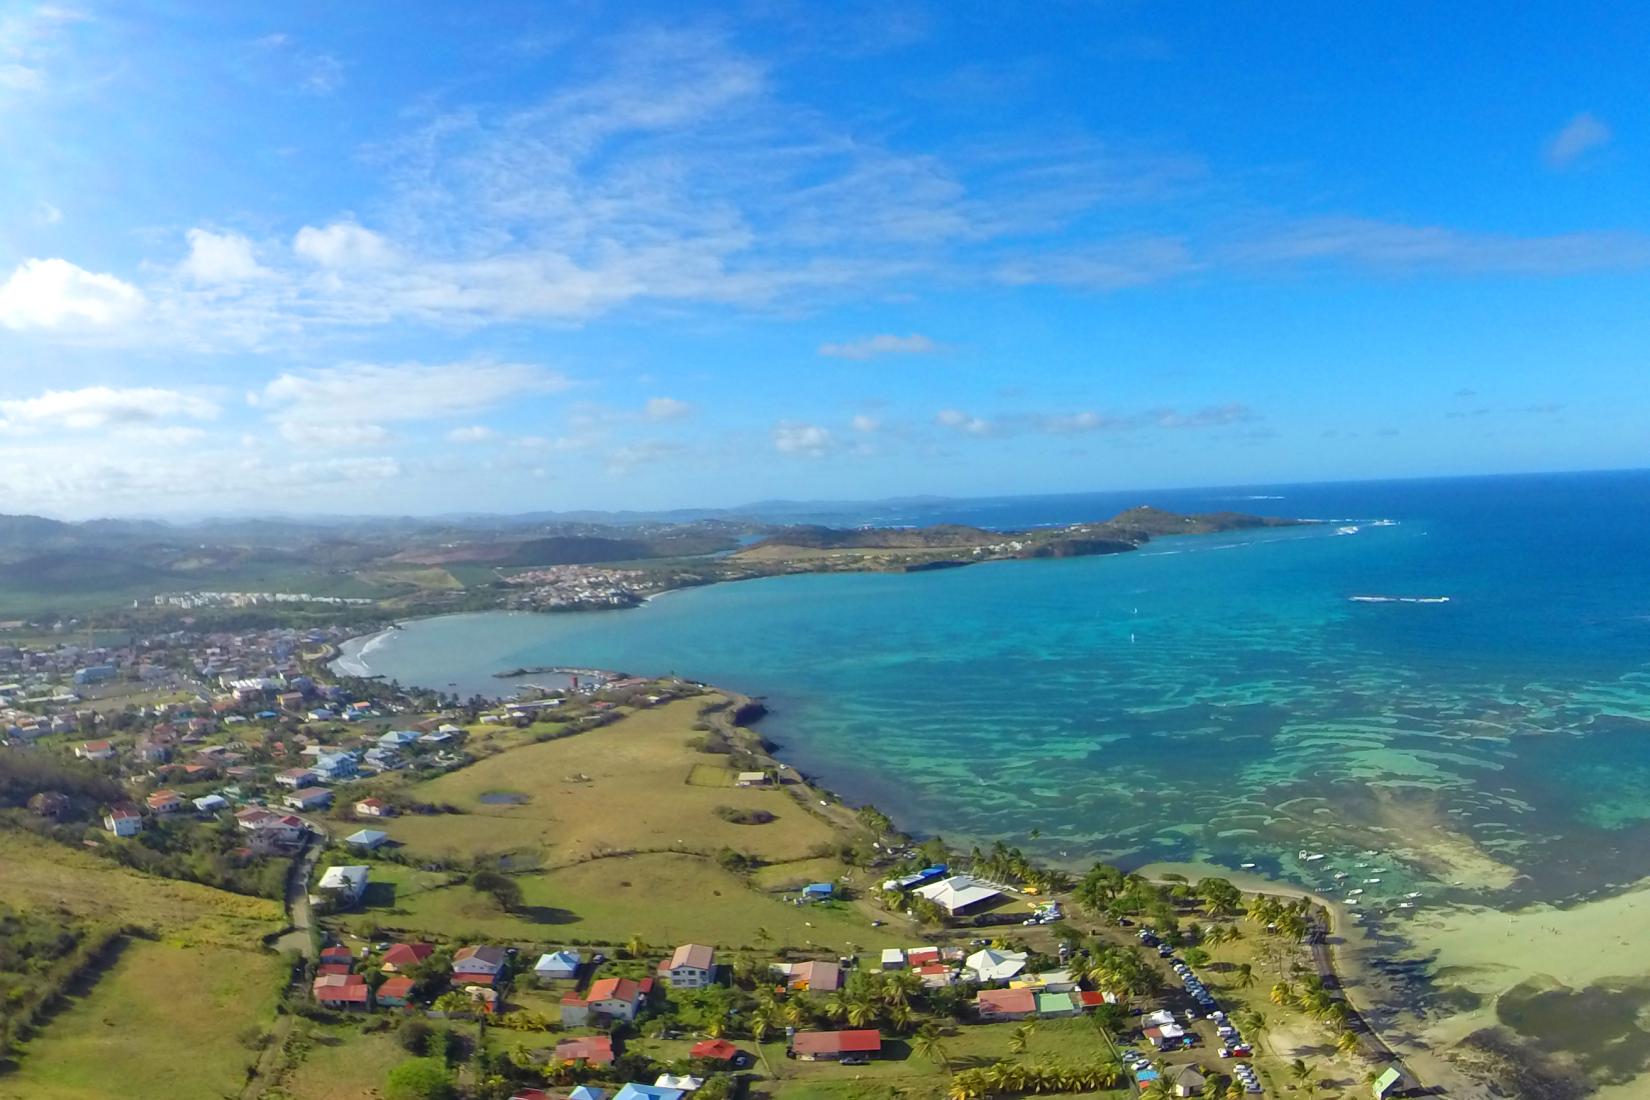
[1244,894,1314,942]
[749,967,929,1041]
[945,1056,1125,1100]
[965,841,1073,894]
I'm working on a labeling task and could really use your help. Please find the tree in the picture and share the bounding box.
[1233,963,1255,990]
[626,933,648,958]
[469,870,524,912]
[385,1058,455,1100]
[396,1017,434,1053]
[1008,1022,1036,1056]
[912,1025,951,1073]
[1335,1029,1361,1056]
[1181,946,1210,968]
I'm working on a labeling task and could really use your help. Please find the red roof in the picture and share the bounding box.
[907,947,941,965]
[586,976,641,1003]
[458,970,501,987]
[691,1039,740,1061]
[553,1035,614,1064]
[320,945,354,960]
[976,988,1037,1015]
[1077,990,1108,1006]
[317,963,353,976]
[382,942,434,967]
[377,976,416,1001]
[791,1030,882,1056]
[318,985,371,1003]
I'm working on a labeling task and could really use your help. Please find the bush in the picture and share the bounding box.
[470,870,525,912]
[385,1057,455,1100]
[713,806,775,826]
[397,1016,434,1053]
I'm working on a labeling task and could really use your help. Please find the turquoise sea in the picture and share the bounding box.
[341,470,1650,916]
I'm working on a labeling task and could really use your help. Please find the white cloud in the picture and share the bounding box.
[447,425,495,443]
[1546,112,1611,168]
[934,403,1259,438]
[179,228,269,284]
[643,396,693,421]
[1224,217,1650,275]
[935,408,992,434]
[278,421,392,448]
[0,385,219,431]
[256,361,569,423]
[0,258,145,330]
[819,333,938,360]
[850,414,880,433]
[773,421,832,456]
[293,222,393,267]
[995,238,1199,290]
[35,201,61,225]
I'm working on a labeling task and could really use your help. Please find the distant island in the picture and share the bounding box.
[0,505,1303,625]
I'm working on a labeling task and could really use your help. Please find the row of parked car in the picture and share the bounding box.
[1139,928,1263,1094]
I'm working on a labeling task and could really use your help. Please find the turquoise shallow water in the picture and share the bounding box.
[340,471,1650,914]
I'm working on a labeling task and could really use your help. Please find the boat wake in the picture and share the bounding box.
[1349,595,1451,604]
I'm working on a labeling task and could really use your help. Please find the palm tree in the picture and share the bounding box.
[1008,1022,1036,1056]
[749,1008,774,1044]
[1336,1028,1361,1055]
[625,933,647,958]
[780,999,807,1029]
[912,1025,951,1073]
[886,1002,914,1034]
[1269,980,1294,1007]
[844,995,878,1028]
[823,990,851,1022]
[883,968,922,1007]
[754,926,774,951]
[1233,962,1255,990]
[1289,1058,1316,1088]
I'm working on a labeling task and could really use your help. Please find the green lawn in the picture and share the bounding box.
[0,940,283,1100]
[279,1019,413,1100]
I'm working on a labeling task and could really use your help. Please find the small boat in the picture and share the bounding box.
[1333,872,1348,880]
[1349,888,1364,896]
[1405,891,1423,899]
[1346,898,1360,905]
[1398,902,1415,909]
[1240,863,1257,869]
[1364,877,1382,884]
[1304,853,1326,862]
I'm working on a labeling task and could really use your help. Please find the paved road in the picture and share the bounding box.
[279,826,326,960]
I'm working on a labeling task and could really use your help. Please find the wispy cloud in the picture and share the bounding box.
[0,385,218,431]
[773,421,833,456]
[935,402,1259,438]
[820,333,937,360]
[1545,112,1611,169]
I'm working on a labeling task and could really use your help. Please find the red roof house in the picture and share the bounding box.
[974,987,1037,1020]
[690,1038,741,1062]
[552,1035,615,1065]
[790,1030,883,1061]
[382,942,434,972]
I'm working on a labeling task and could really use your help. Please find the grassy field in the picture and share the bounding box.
[381,699,840,867]
[0,939,283,1100]
[2,830,283,947]
[337,851,908,951]
[278,1020,413,1100]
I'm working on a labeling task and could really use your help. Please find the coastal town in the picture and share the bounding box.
[0,614,1421,1100]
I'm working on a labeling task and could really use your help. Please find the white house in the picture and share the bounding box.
[104,807,142,836]
[76,740,116,761]
[913,875,1003,916]
[275,767,318,789]
[316,865,369,907]
[453,945,508,980]
[284,787,334,811]
[534,949,582,983]
[344,828,388,850]
[660,943,716,988]
[964,948,1028,984]
[193,793,230,814]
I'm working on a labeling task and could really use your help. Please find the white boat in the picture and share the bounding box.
[1398,902,1415,909]
[1240,862,1256,869]
[1304,853,1326,862]
[1364,877,1382,884]
[1405,891,1423,899]
[1349,888,1364,896]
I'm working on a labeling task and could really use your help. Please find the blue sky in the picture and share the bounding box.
[1,2,1646,517]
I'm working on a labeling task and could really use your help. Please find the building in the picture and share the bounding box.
[376,976,417,1008]
[1371,1067,1405,1099]
[735,771,770,787]
[534,950,582,983]
[964,948,1028,984]
[801,882,835,901]
[772,960,842,993]
[355,797,394,817]
[453,945,508,981]
[344,828,388,850]
[879,948,906,970]
[313,973,371,1010]
[146,789,184,814]
[284,787,334,811]
[974,987,1037,1021]
[316,865,369,907]
[553,1035,615,1066]
[912,875,1003,916]
[275,767,318,789]
[193,793,230,814]
[613,1086,684,1100]
[790,1030,883,1062]
[74,665,118,686]
[560,976,646,1026]
[660,943,716,988]
[381,942,435,973]
[1171,1065,1208,1097]
[689,1039,741,1064]
[76,740,115,761]
[104,806,143,836]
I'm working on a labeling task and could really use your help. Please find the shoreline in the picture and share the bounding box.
[330,610,1471,1095]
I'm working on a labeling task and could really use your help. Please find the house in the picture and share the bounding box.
[879,948,906,970]
[801,882,835,901]
[146,789,184,813]
[312,973,371,1010]
[235,807,305,846]
[654,1076,703,1092]
[964,948,1028,984]
[613,1086,685,1100]
[1035,991,1078,1017]
[345,828,388,850]
[104,806,143,836]
[689,1039,741,1063]
[912,875,1003,916]
[284,787,334,811]
[275,767,318,789]
[453,945,508,981]
[320,945,355,966]
[1371,1067,1405,1099]
[772,960,842,993]
[790,1030,883,1062]
[660,943,716,988]
[316,865,369,907]
[1170,1065,1208,1098]
[735,771,770,787]
[379,729,422,749]
[193,793,229,814]
[381,942,435,973]
[534,950,582,983]
[569,1087,607,1100]
[553,1035,615,1066]
[355,797,394,817]
[76,740,115,761]
[376,976,417,1007]
[974,987,1037,1021]
[561,976,646,1026]
[313,751,357,781]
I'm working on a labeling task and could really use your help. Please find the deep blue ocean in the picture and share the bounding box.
[343,470,1650,909]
